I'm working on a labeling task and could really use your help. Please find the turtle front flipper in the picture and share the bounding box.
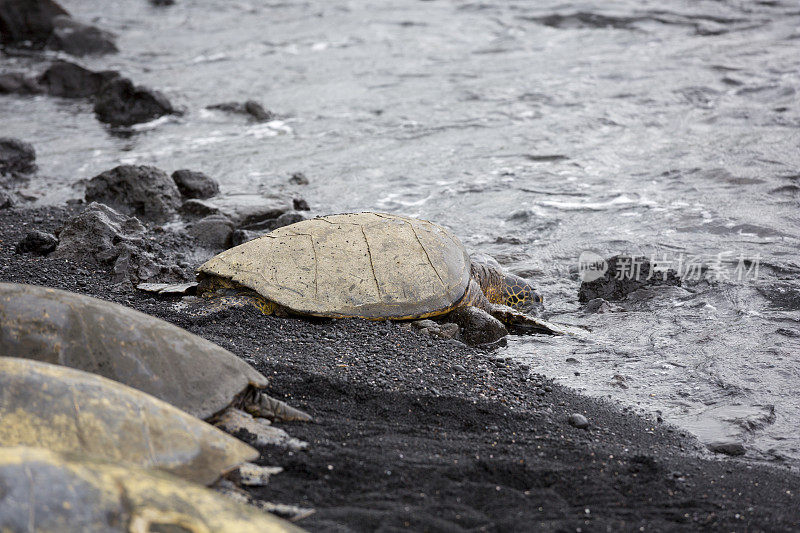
[488,303,564,335]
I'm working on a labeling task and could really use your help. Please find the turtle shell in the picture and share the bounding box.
[0,282,268,420]
[198,212,472,319]
[0,447,302,533]
[0,357,256,486]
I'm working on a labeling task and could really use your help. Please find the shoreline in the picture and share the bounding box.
[1,203,798,531]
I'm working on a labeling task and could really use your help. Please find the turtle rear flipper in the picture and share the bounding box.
[214,408,308,450]
[244,391,313,422]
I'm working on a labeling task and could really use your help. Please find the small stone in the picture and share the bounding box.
[412,319,438,330]
[452,364,466,373]
[0,138,36,175]
[568,413,589,429]
[271,211,305,230]
[171,169,219,199]
[448,306,508,346]
[180,198,219,219]
[289,172,309,185]
[293,198,310,211]
[15,230,58,255]
[566,357,579,364]
[436,322,459,339]
[229,228,262,247]
[707,440,746,456]
[243,100,274,121]
[584,297,613,313]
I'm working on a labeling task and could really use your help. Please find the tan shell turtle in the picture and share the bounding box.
[0,357,256,486]
[0,447,304,533]
[196,212,562,334]
[0,283,310,429]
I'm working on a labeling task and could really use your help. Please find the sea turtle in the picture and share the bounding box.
[194,212,563,336]
[0,447,303,533]
[0,283,311,442]
[0,356,257,486]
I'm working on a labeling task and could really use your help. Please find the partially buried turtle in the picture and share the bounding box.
[0,356,257,486]
[0,446,303,533]
[0,283,311,447]
[191,212,564,338]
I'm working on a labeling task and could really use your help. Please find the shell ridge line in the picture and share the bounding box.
[137,401,158,468]
[407,222,445,289]
[69,384,91,453]
[25,463,35,532]
[309,233,319,299]
[360,226,382,301]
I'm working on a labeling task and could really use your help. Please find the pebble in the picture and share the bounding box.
[707,440,746,456]
[15,230,58,256]
[568,413,589,429]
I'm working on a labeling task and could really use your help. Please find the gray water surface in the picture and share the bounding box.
[3,0,800,463]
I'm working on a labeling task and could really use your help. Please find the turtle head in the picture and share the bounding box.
[502,273,543,313]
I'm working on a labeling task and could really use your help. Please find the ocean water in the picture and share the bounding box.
[3,0,800,463]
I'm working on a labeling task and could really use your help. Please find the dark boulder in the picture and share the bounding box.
[84,165,182,223]
[47,15,117,56]
[578,255,680,303]
[15,230,58,255]
[94,77,175,127]
[0,0,68,47]
[187,214,234,249]
[53,202,161,285]
[0,138,36,176]
[449,306,508,346]
[171,169,219,199]
[38,60,119,98]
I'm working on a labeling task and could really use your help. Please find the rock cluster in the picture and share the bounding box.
[0,0,116,55]
[578,255,681,303]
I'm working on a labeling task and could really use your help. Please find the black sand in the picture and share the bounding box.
[1,205,799,532]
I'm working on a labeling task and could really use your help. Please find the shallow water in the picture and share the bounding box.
[3,0,800,463]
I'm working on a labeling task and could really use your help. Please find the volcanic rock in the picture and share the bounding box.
[84,165,182,223]
[94,77,175,127]
[171,169,220,200]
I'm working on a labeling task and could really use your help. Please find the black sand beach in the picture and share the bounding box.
[2,204,798,532]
